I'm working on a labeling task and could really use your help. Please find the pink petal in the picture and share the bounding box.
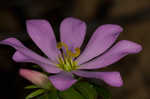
[0,38,50,64]
[76,24,123,64]
[0,38,61,73]
[49,72,77,91]
[13,51,32,62]
[60,17,86,50]
[73,70,123,87]
[13,51,61,73]
[79,40,142,69]
[26,20,60,61]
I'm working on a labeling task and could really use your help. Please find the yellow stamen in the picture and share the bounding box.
[68,48,80,57]
[57,42,69,50]
[57,42,80,58]
[56,42,80,72]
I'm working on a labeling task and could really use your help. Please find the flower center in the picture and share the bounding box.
[55,42,80,72]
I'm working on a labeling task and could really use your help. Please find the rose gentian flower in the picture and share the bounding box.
[0,17,142,91]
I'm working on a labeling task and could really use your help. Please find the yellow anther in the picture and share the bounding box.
[57,42,80,58]
[57,42,69,50]
[68,48,80,57]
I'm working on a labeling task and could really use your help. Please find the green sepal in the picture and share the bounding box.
[25,82,53,91]
[59,87,85,99]
[74,81,98,99]
[25,85,40,89]
[25,89,46,99]
[42,81,54,90]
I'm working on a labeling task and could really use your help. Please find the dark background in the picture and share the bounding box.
[0,0,149,99]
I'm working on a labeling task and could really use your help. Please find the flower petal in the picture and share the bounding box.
[13,51,61,73]
[19,69,50,88]
[26,20,60,61]
[73,70,123,87]
[60,17,86,50]
[0,38,61,73]
[49,72,77,91]
[79,40,142,69]
[13,51,33,62]
[76,24,123,64]
[0,38,51,64]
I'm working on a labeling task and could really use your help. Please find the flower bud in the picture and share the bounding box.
[19,69,52,89]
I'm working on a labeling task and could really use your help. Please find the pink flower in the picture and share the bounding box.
[0,17,142,91]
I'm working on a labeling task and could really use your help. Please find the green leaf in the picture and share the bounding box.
[94,85,111,99]
[47,90,59,99]
[59,88,85,99]
[26,89,45,99]
[25,85,39,89]
[37,90,59,99]
[37,93,48,99]
[74,81,98,99]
